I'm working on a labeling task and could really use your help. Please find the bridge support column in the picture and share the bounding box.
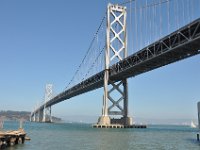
[43,84,53,123]
[34,111,43,122]
[32,113,36,122]
[30,114,33,122]
[97,3,132,127]
[43,106,52,123]
[39,110,43,122]
[33,113,36,122]
[36,112,40,122]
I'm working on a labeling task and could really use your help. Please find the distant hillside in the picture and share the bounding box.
[0,110,62,122]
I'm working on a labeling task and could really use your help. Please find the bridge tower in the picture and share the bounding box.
[97,4,133,127]
[42,84,53,122]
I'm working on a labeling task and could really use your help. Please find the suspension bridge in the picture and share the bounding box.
[30,0,200,127]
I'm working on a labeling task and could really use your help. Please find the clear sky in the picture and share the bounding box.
[0,0,200,124]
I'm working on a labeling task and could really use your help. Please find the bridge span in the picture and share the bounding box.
[30,3,200,126]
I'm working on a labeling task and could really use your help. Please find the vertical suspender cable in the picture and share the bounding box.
[139,2,142,49]
[129,0,133,55]
[167,0,170,34]
[155,0,157,40]
[150,1,151,44]
[160,0,162,38]
[135,0,137,52]
[145,0,148,45]
[153,0,155,42]
[176,0,179,29]
[188,0,190,23]
[191,0,194,21]
[182,0,185,25]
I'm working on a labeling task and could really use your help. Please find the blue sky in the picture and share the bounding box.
[0,0,200,124]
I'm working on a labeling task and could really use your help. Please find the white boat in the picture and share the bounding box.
[191,121,197,128]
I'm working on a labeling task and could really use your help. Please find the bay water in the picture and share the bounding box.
[3,121,200,150]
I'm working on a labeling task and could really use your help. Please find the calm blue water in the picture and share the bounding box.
[2,121,200,150]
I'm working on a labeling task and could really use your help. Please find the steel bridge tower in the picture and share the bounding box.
[42,84,53,122]
[97,4,133,127]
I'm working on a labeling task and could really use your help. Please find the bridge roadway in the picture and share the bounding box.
[33,18,200,114]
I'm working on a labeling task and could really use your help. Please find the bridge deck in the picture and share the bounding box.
[33,18,200,114]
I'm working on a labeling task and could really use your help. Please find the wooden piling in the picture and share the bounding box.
[0,128,30,149]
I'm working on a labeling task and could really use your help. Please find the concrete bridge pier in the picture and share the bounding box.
[39,110,43,122]
[30,113,36,122]
[33,113,36,122]
[34,110,43,122]
[35,112,39,122]
[42,106,52,123]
